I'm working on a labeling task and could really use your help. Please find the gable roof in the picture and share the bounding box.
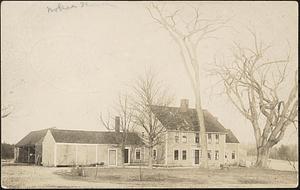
[16,128,144,147]
[50,129,144,145]
[225,129,239,143]
[150,105,228,133]
[15,128,49,147]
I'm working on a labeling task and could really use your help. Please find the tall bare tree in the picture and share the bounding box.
[146,3,229,168]
[100,93,134,167]
[131,69,173,169]
[212,30,298,168]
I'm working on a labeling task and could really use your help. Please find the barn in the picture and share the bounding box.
[15,126,145,166]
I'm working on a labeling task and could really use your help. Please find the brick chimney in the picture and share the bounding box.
[180,99,189,112]
[115,116,120,132]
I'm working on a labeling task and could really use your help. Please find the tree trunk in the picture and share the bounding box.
[195,74,208,169]
[255,146,270,168]
[121,143,125,168]
[148,146,153,169]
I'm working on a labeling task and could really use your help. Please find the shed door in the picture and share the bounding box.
[124,148,129,164]
[109,150,117,165]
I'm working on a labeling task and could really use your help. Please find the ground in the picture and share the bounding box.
[1,163,298,188]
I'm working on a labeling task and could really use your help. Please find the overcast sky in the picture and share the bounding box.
[1,1,298,145]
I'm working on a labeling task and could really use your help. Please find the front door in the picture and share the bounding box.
[194,150,200,165]
[109,150,117,165]
[124,148,129,164]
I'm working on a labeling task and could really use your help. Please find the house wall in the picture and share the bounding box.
[35,143,43,165]
[154,142,166,165]
[56,144,77,165]
[54,143,146,166]
[42,130,56,166]
[207,133,226,168]
[224,143,239,165]
[141,143,165,166]
[165,130,226,167]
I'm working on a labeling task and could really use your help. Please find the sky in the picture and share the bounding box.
[1,1,298,145]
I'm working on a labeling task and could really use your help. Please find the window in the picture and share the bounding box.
[232,151,236,160]
[153,149,157,160]
[215,150,219,160]
[207,150,212,160]
[135,149,141,160]
[182,150,187,160]
[174,150,179,160]
[195,133,199,143]
[208,134,212,144]
[175,132,180,143]
[216,134,219,144]
[182,135,187,143]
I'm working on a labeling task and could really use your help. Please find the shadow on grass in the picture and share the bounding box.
[54,168,207,184]
[238,178,269,184]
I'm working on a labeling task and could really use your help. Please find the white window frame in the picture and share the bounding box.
[182,150,187,160]
[182,134,187,143]
[232,151,236,160]
[124,147,131,164]
[207,150,212,160]
[135,148,141,160]
[173,149,179,161]
[215,150,219,160]
[208,134,212,144]
[215,134,219,144]
[153,148,157,160]
[195,133,199,143]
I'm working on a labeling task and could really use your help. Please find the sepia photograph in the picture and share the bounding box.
[1,1,298,188]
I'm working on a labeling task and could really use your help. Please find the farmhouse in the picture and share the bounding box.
[15,99,240,168]
[149,99,240,167]
[14,118,145,167]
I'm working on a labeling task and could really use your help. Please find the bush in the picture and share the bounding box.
[71,166,86,176]
[1,143,14,159]
[247,144,298,161]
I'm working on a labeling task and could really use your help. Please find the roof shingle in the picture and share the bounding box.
[150,105,228,133]
[225,129,239,143]
[15,128,144,147]
[50,129,144,145]
[15,128,49,147]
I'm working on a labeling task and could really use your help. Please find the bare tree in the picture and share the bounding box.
[131,69,173,169]
[212,30,298,168]
[1,105,13,118]
[146,3,229,168]
[99,93,134,167]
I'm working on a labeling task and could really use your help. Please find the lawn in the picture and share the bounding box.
[1,164,298,188]
[60,166,298,188]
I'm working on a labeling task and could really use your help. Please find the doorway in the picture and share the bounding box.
[194,149,200,165]
[124,148,130,164]
[108,149,117,166]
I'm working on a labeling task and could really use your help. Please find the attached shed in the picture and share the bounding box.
[14,129,49,165]
[15,128,145,167]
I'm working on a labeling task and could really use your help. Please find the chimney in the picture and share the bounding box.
[115,116,120,132]
[180,99,189,112]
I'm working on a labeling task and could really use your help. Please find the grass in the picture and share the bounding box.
[57,166,298,187]
[2,164,298,188]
